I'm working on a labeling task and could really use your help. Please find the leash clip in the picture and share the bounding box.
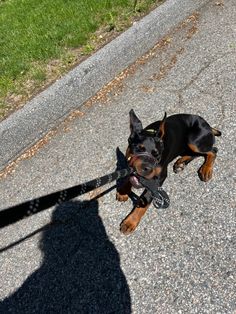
[153,191,170,209]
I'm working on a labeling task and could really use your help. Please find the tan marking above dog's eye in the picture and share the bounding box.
[152,149,159,156]
[138,144,145,151]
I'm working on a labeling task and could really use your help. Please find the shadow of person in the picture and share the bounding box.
[0,200,131,313]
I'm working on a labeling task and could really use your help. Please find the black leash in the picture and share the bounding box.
[0,167,169,229]
[0,168,132,229]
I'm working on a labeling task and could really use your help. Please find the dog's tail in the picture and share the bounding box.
[211,127,221,137]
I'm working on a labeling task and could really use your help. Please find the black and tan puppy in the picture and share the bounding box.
[117,110,221,234]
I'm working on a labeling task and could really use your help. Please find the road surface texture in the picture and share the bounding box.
[0,0,235,313]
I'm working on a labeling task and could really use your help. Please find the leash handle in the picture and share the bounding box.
[0,167,133,229]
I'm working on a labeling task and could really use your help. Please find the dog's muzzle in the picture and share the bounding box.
[128,152,158,189]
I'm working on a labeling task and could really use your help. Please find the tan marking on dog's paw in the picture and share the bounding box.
[116,192,129,202]
[173,162,185,173]
[120,218,137,235]
[198,165,213,182]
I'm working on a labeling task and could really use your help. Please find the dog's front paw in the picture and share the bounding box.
[116,192,129,202]
[198,165,213,182]
[173,161,185,173]
[120,217,138,235]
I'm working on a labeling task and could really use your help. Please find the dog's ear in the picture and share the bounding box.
[129,109,143,135]
[157,112,167,139]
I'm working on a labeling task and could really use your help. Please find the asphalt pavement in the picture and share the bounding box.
[0,0,235,313]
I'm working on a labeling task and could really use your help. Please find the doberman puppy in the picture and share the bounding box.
[117,110,221,235]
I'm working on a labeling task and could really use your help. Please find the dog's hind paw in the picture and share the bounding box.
[198,165,213,182]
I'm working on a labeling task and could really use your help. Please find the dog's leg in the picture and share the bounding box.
[120,190,152,234]
[198,148,217,182]
[188,144,218,182]
[116,178,132,202]
[173,155,197,173]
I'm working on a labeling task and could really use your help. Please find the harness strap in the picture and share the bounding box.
[137,175,170,208]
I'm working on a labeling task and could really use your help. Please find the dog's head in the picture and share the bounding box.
[127,109,166,187]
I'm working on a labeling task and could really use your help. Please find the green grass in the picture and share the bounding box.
[0,0,160,118]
